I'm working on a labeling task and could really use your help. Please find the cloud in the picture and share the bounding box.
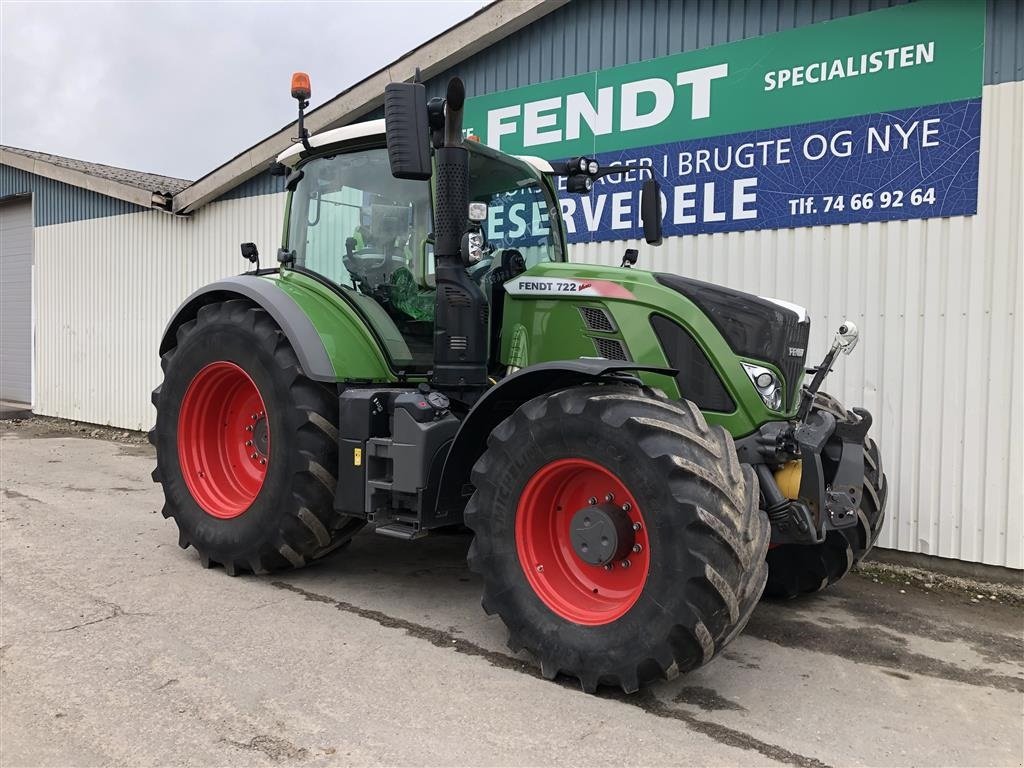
[0,0,489,179]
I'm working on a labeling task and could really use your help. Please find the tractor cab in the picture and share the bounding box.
[277,121,565,376]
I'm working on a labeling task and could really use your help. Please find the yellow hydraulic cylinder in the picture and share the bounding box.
[774,460,803,500]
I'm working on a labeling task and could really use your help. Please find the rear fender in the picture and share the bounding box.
[434,360,675,519]
[159,276,336,382]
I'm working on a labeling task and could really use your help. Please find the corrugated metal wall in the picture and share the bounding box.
[425,0,1020,103]
[1,165,147,226]
[571,79,1023,568]
[31,193,286,430]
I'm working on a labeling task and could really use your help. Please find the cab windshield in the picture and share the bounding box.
[285,143,563,370]
[467,142,565,267]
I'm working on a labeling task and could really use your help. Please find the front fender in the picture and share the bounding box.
[434,360,675,519]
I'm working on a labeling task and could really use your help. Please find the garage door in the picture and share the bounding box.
[0,198,33,404]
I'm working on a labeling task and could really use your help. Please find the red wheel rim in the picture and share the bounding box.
[177,361,269,519]
[515,458,650,625]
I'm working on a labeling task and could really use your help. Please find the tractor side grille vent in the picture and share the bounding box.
[592,337,629,361]
[442,285,470,307]
[579,306,616,333]
[450,336,468,351]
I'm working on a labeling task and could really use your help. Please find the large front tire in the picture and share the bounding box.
[763,392,888,598]
[150,299,363,575]
[465,384,769,693]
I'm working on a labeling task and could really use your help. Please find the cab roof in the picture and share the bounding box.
[276,120,386,166]
[276,120,555,176]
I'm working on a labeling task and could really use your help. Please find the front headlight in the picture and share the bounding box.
[742,363,783,411]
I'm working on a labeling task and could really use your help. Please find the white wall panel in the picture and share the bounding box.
[32,192,286,433]
[570,81,1023,568]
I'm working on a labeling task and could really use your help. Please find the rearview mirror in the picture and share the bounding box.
[383,82,432,180]
[240,242,259,263]
[641,178,663,246]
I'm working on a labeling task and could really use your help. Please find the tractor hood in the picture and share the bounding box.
[653,273,811,411]
[498,261,811,434]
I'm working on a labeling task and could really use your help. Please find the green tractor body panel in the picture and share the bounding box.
[264,270,399,383]
[499,261,798,437]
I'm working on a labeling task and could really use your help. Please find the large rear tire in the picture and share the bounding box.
[150,299,363,575]
[763,392,887,599]
[465,384,769,693]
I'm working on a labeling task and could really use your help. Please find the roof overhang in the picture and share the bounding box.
[1,147,167,209]
[170,0,569,215]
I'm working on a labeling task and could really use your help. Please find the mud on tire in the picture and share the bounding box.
[763,391,888,599]
[464,384,769,693]
[150,299,363,575]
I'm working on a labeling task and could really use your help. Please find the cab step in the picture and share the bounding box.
[374,522,428,541]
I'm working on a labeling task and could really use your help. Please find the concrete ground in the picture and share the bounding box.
[2,422,1022,768]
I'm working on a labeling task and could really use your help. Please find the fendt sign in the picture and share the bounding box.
[483,63,730,149]
[463,0,984,243]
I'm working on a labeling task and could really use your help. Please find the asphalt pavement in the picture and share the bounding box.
[2,423,1022,767]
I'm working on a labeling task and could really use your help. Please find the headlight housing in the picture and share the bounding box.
[742,363,783,411]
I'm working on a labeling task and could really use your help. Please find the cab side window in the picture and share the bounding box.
[288,148,435,368]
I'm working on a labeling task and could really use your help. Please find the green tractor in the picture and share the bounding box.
[151,75,887,693]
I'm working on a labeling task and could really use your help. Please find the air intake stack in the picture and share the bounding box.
[427,78,489,390]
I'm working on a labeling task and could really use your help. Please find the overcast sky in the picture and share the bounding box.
[1,1,489,181]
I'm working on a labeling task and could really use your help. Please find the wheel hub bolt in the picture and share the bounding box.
[632,544,642,553]
[622,502,632,512]
[604,564,613,571]
[245,440,253,446]
[632,522,642,532]
[587,496,597,505]
[620,559,631,568]
[251,414,257,420]
[245,425,253,432]
[536,564,544,572]
[605,492,614,502]
[251,453,258,459]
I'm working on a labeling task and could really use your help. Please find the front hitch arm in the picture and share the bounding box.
[797,320,860,420]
